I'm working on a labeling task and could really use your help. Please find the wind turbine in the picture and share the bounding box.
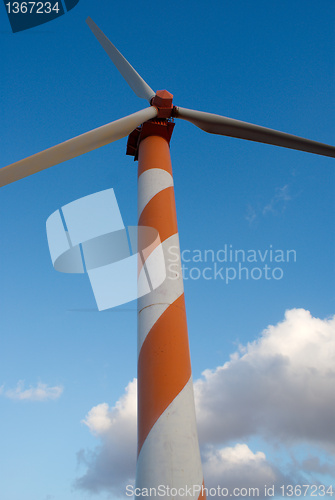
[1,17,335,499]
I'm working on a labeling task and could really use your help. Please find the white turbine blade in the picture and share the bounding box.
[174,106,335,159]
[1,107,158,188]
[86,17,155,102]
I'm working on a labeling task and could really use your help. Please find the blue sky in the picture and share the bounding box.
[0,1,334,500]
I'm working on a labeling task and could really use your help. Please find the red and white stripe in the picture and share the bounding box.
[136,133,205,499]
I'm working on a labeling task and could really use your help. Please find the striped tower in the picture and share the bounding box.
[128,95,205,499]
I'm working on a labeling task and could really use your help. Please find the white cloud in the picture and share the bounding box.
[262,184,291,215]
[75,379,137,495]
[75,309,335,495]
[201,444,283,495]
[82,402,113,435]
[3,381,63,401]
[246,184,292,223]
[195,308,335,448]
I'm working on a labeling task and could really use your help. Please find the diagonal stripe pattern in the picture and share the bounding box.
[136,132,205,499]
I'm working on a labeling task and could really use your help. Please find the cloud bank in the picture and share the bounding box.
[195,308,335,448]
[75,308,335,496]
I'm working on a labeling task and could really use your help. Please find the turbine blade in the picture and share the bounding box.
[174,107,335,159]
[86,17,155,102]
[1,107,158,188]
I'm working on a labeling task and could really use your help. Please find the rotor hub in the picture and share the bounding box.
[151,90,174,119]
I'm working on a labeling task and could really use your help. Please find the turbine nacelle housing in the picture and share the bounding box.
[126,90,175,159]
